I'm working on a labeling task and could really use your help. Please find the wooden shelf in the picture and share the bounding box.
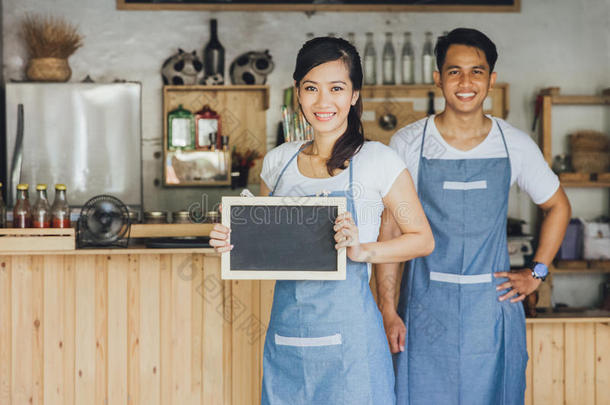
[116,0,520,12]
[552,260,610,274]
[539,87,610,170]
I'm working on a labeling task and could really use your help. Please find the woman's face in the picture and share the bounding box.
[297,59,360,140]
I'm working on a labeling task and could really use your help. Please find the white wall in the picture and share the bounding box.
[3,0,610,307]
[3,0,609,216]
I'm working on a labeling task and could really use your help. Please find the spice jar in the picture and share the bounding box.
[143,211,168,224]
[204,210,220,224]
[172,210,192,224]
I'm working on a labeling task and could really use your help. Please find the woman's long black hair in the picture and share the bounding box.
[293,36,364,175]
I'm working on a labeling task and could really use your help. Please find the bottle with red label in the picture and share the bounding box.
[51,184,71,228]
[32,184,51,228]
[13,184,32,228]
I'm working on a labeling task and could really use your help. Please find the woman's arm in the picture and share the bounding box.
[340,169,434,264]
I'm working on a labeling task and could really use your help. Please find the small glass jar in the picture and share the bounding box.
[143,211,168,224]
[126,210,140,224]
[172,210,192,224]
[204,210,220,224]
[552,154,571,174]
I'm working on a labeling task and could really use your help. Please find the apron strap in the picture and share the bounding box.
[494,118,512,181]
[270,141,312,196]
[347,158,358,226]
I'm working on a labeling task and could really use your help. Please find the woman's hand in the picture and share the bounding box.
[209,223,233,253]
[334,212,364,261]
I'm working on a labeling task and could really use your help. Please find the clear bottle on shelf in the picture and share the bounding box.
[382,32,396,85]
[401,32,415,84]
[0,182,6,228]
[422,31,435,84]
[13,184,32,228]
[32,184,51,228]
[51,184,71,228]
[363,32,377,85]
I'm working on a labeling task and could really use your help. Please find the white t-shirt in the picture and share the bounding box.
[260,141,406,275]
[389,116,560,205]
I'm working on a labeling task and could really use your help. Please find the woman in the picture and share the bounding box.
[210,37,434,405]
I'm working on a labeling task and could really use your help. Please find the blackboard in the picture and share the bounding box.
[221,196,347,280]
[117,0,520,12]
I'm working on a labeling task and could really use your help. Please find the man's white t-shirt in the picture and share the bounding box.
[260,141,406,277]
[389,116,559,205]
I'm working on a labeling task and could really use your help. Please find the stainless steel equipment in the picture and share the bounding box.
[5,82,142,209]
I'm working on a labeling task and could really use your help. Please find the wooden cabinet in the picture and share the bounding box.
[162,85,269,186]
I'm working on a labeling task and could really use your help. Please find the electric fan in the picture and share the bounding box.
[77,195,131,248]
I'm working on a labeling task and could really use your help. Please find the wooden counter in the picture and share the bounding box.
[1,248,608,404]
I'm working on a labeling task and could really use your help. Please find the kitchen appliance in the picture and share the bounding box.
[4,82,142,209]
[507,235,534,268]
[77,194,130,248]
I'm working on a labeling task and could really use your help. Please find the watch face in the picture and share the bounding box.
[534,263,549,277]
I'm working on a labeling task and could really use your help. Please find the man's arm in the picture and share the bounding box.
[376,208,407,353]
[495,186,572,302]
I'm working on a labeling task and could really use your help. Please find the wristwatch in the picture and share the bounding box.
[530,261,549,281]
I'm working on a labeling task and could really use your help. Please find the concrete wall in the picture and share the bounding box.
[3,0,610,304]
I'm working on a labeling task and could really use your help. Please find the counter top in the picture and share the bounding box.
[0,246,218,256]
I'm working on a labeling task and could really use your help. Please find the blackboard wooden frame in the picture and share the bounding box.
[221,196,347,280]
[117,0,520,12]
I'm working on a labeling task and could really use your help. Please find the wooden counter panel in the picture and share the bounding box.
[524,322,610,404]
[1,251,609,405]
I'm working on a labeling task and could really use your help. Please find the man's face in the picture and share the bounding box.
[434,44,497,116]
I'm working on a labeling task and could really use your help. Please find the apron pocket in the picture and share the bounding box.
[269,330,345,403]
[460,285,500,355]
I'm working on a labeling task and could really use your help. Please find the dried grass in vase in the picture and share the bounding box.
[21,14,83,59]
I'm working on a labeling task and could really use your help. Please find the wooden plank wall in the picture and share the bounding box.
[1,252,609,404]
[0,253,273,405]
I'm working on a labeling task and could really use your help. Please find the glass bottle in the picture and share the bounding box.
[51,184,71,228]
[347,32,355,45]
[13,184,32,228]
[363,32,377,85]
[401,32,415,84]
[203,19,225,84]
[382,33,396,85]
[422,32,435,84]
[32,184,51,228]
[0,182,6,228]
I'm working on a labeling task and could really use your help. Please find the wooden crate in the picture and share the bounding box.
[0,228,75,251]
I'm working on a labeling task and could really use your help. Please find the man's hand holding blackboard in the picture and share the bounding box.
[209,223,233,253]
[334,212,364,261]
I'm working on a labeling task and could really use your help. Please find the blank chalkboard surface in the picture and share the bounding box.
[221,196,347,280]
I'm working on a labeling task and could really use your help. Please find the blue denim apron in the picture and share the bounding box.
[394,118,528,405]
[261,142,396,405]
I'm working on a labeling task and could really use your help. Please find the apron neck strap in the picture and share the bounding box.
[270,141,312,196]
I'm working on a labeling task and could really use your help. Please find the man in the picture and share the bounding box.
[376,28,571,405]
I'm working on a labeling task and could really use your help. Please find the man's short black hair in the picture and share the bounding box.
[434,28,498,72]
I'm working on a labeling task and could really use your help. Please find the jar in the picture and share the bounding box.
[205,210,220,224]
[552,154,571,174]
[143,211,168,224]
[126,210,140,224]
[172,210,192,224]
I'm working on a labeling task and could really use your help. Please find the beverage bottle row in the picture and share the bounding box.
[362,31,437,85]
[2,183,71,229]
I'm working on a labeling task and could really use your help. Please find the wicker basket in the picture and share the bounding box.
[569,130,610,152]
[572,151,610,173]
[26,57,71,82]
